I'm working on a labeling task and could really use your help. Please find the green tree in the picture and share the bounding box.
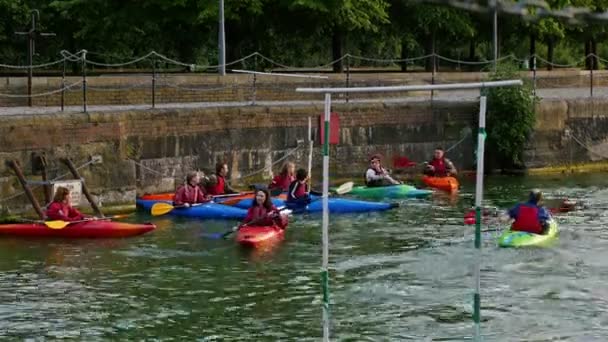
[285,0,390,72]
[485,63,537,171]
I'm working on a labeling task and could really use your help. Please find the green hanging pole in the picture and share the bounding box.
[473,95,487,341]
[321,93,331,342]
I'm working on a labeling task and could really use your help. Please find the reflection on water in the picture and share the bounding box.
[0,174,608,340]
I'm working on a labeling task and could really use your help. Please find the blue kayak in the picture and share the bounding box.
[136,199,247,220]
[231,195,398,213]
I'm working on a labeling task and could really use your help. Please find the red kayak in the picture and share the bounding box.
[0,220,155,238]
[236,224,286,248]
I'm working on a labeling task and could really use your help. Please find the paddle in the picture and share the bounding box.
[151,202,206,216]
[314,181,354,196]
[332,181,354,195]
[205,206,290,240]
[214,188,285,206]
[42,214,132,229]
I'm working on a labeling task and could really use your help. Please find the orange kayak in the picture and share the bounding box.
[422,176,459,193]
[140,193,174,201]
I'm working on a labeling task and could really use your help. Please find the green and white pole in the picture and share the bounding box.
[321,93,331,341]
[473,95,487,341]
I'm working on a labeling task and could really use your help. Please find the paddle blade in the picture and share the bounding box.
[334,181,354,195]
[45,220,69,229]
[110,214,132,220]
[151,203,175,216]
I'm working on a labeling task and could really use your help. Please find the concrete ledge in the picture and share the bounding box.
[527,161,608,174]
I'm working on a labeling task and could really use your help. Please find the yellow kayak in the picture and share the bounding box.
[497,220,559,248]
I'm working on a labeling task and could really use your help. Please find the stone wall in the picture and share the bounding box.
[1,96,607,214]
[0,100,476,213]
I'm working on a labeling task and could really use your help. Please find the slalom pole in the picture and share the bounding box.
[321,93,331,341]
[473,96,487,341]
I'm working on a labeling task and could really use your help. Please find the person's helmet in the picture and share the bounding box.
[529,189,543,204]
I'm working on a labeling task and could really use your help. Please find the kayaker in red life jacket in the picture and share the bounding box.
[174,171,211,207]
[46,187,89,221]
[243,189,287,228]
[269,161,296,192]
[506,189,551,234]
[286,168,312,208]
[424,147,457,177]
[206,162,238,196]
[365,154,401,187]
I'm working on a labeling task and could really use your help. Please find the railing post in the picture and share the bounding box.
[82,50,88,113]
[252,73,257,105]
[590,54,594,98]
[345,54,350,103]
[532,55,537,97]
[61,58,66,111]
[152,54,157,108]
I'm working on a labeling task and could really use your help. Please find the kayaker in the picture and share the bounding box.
[505,189,551,234]
[365,154,401,187]
[424,147,457,177]
[269,161,296,192]
[46,187,89,222]
[286,168,312,208]
[174,171,211,207]
[206,162,238,196]
[243,189,287,228]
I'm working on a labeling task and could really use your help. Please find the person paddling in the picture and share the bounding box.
[365,154,401,187]
[46,187,90,222]
[286,168,312,208]
[504,189,551,234]
[269,161,296,192]
[206,162,238,196]
[243,189,287,228]
[174,171,211,207]
[424,147,457,177]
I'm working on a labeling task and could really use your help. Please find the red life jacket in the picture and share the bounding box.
[207,175,226,195]
[512,204,543,234]
[429,158,448,177]
[269,174,295,191]
[287,181,308,201]
[245,206,274,226]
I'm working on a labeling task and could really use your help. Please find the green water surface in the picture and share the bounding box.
[1,173,608,340]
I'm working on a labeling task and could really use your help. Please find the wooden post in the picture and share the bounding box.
[60,158,104,217]
[39,155,52,205]
[6,160,45,219]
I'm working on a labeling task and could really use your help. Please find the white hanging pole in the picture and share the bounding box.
[321,93,331,342]
[473,95,487,342]
[296,80,522,94]
[218,0,226,76]
[308,116,313,180]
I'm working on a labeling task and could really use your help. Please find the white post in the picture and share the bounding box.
[473,96,487,341]
[218,0,226,76]
[321,93,331,342]
[308,116,313,180]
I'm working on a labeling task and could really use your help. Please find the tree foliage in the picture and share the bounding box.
[0,0,605,69]
[485,63,538,170]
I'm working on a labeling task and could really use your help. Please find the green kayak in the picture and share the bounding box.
[497,220,559,248]
[347,184,433,199]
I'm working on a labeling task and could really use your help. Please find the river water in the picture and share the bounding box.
[1,173,608,341]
